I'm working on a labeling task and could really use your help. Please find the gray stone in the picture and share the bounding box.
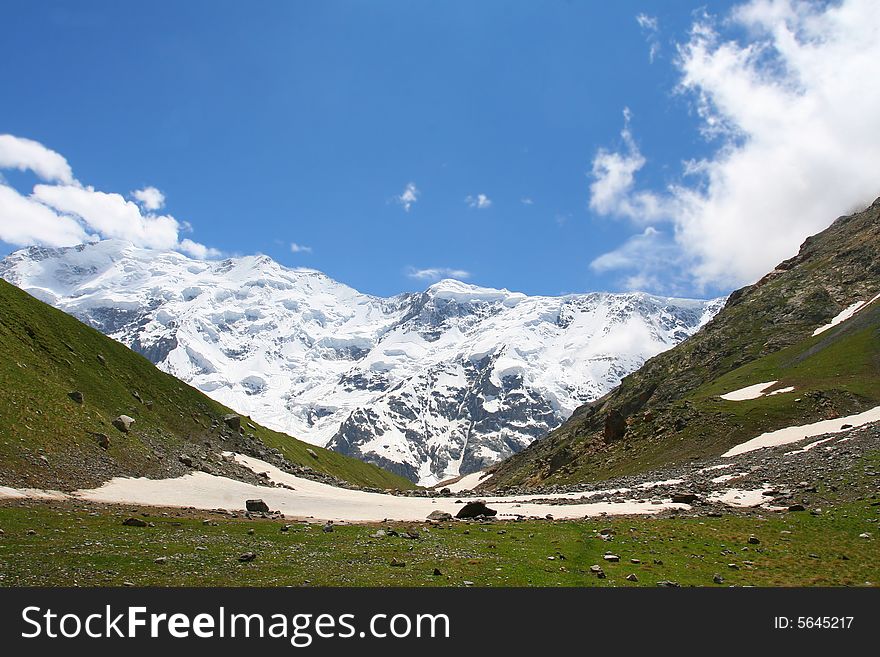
[112,415,135,433]
[122,517,148,527]
[455,501,497,519]
[245,499,270,513]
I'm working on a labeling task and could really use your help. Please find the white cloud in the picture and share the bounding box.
[407,267,471,281]
[589,108,664,222]
[178,238,221,259]
[0,134,218,258]
[396,182,419,212]
[636,13,661,63]
[0,184,90,247]
[131,186,165,211]
[520,197,534,205]
[0,134,75,184]
[590,0,880,293]
[465,193,492,209]
[290,242,312,253]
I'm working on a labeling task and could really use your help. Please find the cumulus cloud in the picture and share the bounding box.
[0,134,218,258]
[590,0,880,293]
[0,134,75,184]
[0,184,90,247]
[465,193,492,209]
[131,186,165,211]
[407,266,471,281]
[290,242,312,253]
[396,182,419,212]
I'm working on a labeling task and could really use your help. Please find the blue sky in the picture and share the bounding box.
[2,1,878,299]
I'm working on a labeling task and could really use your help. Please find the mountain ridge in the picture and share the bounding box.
[483,197,880,490]
[1,240,723,484]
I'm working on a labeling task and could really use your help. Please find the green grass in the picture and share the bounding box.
[0,499,876,587]
[0,280,414,491]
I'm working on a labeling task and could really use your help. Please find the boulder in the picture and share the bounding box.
[246,499,270,513]
[454,501,497,519]
[427,510,453,521]
[671,492,699,503]
[603,409,627,442]
[112,415,135,433]
[122,517,148,527]
[222,414,241,431]
[238,552,256,562]
[92,433,111,449]
[306,448,318,458]
[67,391,83,404]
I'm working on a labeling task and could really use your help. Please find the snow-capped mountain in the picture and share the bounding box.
[0,240,724,484]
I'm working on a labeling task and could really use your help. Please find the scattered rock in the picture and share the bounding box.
[67,391,83,404]
[432,568,443,576]
[390,558,406,567]
[604,409,627,442]
[671,492,699,503]
[603,554,620,563]
[223,414,241,431]
[154,557,167,565]
[306,448,318,458]
[96,354,106,367]
[245,499,270,513]
[625,573,639,582]
[455,501,497,519]
[787,504,806,512]
[112,415,135,433]
[656,580,681,587]
[122,517,148,527]
[427,510,453,521]
[713,574,725,584]
[247,528,255,535]
[747,535,760,545]
[179,454,194,467]
[238,552,256,562]
[92,433,111,450]
[323,522,334,533]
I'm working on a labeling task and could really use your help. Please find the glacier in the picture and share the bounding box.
[0,240,724,485]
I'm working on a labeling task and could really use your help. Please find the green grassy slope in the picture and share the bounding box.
[0,280,415,491]
[486,198,880,490]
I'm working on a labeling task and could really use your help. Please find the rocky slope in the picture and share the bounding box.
[483,198,880,491]
[0,242,722,484]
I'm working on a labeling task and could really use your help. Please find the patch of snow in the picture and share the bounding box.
[722,405,880,457]
[813,292,880,336]
[720,381,778,401]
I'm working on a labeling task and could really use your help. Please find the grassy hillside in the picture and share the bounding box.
[486,198,880,490]
[0,280,415,491]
